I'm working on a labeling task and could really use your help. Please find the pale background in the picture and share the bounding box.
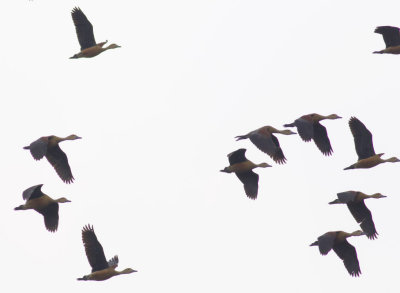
[1,0,399,292]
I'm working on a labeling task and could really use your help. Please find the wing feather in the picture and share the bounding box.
[71,7,96,50]
[82,225,109,272]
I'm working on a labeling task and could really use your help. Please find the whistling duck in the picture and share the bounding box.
[70,7,120,59]
[310,230,365,277]
[329,191,386,240]
[344,117,400,170]
[283,113,341,156]
[373,26,400,54]
[78,225,137,281]
[23,134,81,183]
[220,148,271,199]
[235,126,296,164]
[14,184,71,232]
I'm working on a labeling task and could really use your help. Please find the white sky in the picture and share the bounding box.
[1,0,400,292]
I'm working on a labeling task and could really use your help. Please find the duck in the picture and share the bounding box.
[329,191,386,239]
[78,225,137,281]
[283,113,341,156]
[310,230,365,277]
[235,126,296,164]
[344,117,400,170]
[220,148,271,199]
[23,134,81,183]
[373,26,400,54]
[70,7,120,59]
[14,184,71,232]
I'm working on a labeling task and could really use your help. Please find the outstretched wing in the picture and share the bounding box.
[249,133,286,164]
[37,202,59,232]
[333,240,361,277]
[313,122,333,156]
[81,225,109,272]
[236,171,259,199]
[347,202,377,240]
[349,117,375,160]
[71,7,96,50]
[45,145,74,184]
[294,118,313,142]
[375,26,400,48]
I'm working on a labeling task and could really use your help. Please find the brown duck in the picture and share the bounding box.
[70,7,120,59]
[373,26,400,54]
[283,113,341,156]
[329,191,386,239]
[220,148,271,199]
[23,135,81,183]
[235,126,296,164]
[14,184,71,232]
[344,117,399,170]
[78,225,137,281]
[310,230,365,277]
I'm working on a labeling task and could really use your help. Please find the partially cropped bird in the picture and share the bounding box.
[23,135,81,183]
[220,148,271,199]
[235,126,296,164]
[310,230,365,277]
[14,184,71,232]
[329,191,386,239]
[373,26,400,54]
[78,225,137,281]
[70,7,120,59]
[344,117,400,170]
[283,113,341,156]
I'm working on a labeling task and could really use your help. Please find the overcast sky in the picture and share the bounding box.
[2,0,400,292]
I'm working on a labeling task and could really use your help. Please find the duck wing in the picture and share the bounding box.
[349,117,375,160]
[333,240,361,277]
[236,171,259,199]
[82,225,109,272]
[375,26,400,48]
[37,202,59,232]
[313,122,333,156]
[71,7,96,50]
[45,145,74,184]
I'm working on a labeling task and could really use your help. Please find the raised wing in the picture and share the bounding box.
[71,7,96,50]
[108,255,119,268]
[375,26,400,48]
[22,184,44,200]
[228,148,247,165]
[82,225,109,272]
[349,117,375,160]
[45,145,74,184]
[336,191,357,204]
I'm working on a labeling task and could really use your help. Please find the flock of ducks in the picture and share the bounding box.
[221,115,399,277]
[13,4,400,282]
[14,7,132,282]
